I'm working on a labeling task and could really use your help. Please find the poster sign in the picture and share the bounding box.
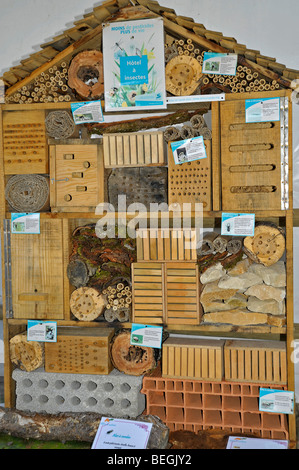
[11,213,40,234]
[71,101,104,124]
[221,213,255,237]
[259,388,294,415]
[226,436,288,450]
[245,97,280,123]
[171,136,208,165]
[92,417,152,449]
[103,18,166,111]
[27,321,57,343]
[131,324,163,349]
[202,52,237,76]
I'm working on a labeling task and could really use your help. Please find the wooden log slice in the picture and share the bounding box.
[110,329,159,376]
[166,55,202,96]
[70,287,106,321]
[10,333,44,372]
[244,224,285,266]
[68,50,104,100]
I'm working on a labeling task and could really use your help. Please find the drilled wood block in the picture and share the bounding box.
[108,167,168,210]
[136,229,198,262]
[103,131,165,168]
[162,337,225,381]
[49,143,104,212]
[224,340,287,384]
[3,110,48,175]
[168,140,212,211]
[10,219,64,320]
[132,262,164,325]
[220,99,283,211]
[45,327,114,374]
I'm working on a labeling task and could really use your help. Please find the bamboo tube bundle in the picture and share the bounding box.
[102,282,132,323]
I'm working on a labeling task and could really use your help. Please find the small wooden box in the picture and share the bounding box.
[45,327,114,375]
[162,337,225,381]
[224,340,287,384]
[49,141,104,212]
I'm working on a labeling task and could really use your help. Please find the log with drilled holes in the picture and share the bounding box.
[68,50,104,100]
[243,223,285,266]
[10,333,44,372]
[110,329,160,376]
[70,287,106,321]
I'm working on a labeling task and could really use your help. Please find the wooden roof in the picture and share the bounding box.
[1,0,298,93]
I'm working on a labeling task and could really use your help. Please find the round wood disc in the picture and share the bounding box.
[10,333,44,372]
[244,225,285,266]
[166,55,202,96]
[68,50,104,100]
[110,330,158,376]
[70,287,106,321]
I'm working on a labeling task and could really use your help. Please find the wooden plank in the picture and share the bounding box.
[220,98,282,211]
[10,219,64,320]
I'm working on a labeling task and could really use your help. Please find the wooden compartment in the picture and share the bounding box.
[132,262,164,325]
[168,140,212,211]
[103,131,165,168]
[10,219,65,320]
[49,141,104,212]
[162,337,225,381]
[224,339,287,384]
[45,327,114,374]
[136,228,198,262]
[132,261,201,325]
[220,96,285,211]
[165,262,200,325]
[3,110,48,175]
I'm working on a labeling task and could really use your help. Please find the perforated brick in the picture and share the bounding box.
[12,368,145,418]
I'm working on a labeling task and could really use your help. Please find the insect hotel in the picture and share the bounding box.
[0,0,298,449]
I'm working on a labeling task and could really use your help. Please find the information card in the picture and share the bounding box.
[27,321,57,343]
[202,52,238,76]
[92,417,153,449]
[71,101,104,124]
[245,97,280,123]
[131,324,163,349]
[171,136,208,165]
[227,436,289,450]
[221,213,255,237]
[259,388,294,415]
[11,213,40,234]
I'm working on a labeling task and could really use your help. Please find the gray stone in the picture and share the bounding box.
[249,261,286,288]
[218,272,262,291]
[227,258,252,277]
[200,262,226,284]
[247,296,285,316]
[245,284,285,302]
[201,293,247,313]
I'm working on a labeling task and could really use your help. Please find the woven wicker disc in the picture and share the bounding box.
[166,55,202,96]
[5,174,49,213]
[244,225,285,266]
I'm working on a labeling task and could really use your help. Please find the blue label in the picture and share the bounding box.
[120,55,148,86]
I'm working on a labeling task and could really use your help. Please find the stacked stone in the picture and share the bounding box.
[200,257,286,327]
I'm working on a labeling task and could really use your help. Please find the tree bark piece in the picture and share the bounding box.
[110,329,159,376]
[68,50,104,100]
[10,333,44,372]
[0,408,169,447]
[87,107,210,135]
[70,287,106,321]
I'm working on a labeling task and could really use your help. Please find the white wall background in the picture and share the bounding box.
[0,0,298,392]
